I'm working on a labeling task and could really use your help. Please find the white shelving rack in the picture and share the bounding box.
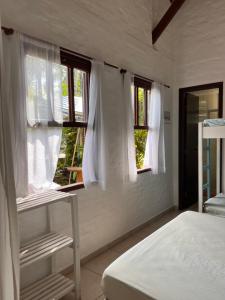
[17,190,80,300]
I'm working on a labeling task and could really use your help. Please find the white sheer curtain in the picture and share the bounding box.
[121,72,137,182]
[144,82,166,174]
[83,62,137,189]
[3,33,27,197]
[23,35,63,192]
[0,29,25,300]
[82,61,107,189]
[27,128,62,191]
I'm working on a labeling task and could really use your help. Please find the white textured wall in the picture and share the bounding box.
[2,0,173,83]
[172,0,225,206]
[1,0,175,286]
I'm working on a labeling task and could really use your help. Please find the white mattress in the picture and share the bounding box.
[204,194,225,217]
[205,205,225,217]
[102,211,225,300]
[203,118,225,127]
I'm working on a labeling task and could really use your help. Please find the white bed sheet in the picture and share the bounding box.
[203,118,225,127]
[205,205,225,217]
[205,194,225,207]
[102,211,225,300]
[204,194,225,217]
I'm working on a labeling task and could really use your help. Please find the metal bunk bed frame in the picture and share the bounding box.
[198,122,223,212]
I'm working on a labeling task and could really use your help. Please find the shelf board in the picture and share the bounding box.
[20,232,73,269]
[17,190,75,213]
[20,273,74,300]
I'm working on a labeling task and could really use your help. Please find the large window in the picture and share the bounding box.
[133,77,151,170]
[53,50,91,186]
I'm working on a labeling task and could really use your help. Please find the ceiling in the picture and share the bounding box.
[1,0,174,82]
[1,0,153,59]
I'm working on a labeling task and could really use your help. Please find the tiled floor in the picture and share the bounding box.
[63,207,196,300]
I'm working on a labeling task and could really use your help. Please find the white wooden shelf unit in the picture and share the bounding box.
[198,122,224,213]
[17,190,80,300]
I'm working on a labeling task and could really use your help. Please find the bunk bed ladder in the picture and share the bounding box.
[199,121,221,213]
[216,138,221,195]
[199,123,212,212]
[203,139,211,200]
[198,123,203,212]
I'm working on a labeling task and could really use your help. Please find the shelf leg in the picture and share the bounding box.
[47,204,56,273]
[71,196,81,300]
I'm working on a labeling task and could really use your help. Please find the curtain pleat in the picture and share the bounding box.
[23,35,63,192]
[121,73,137,182]
[83,62,137,189]
[144,82,166,174]
[0,29,21,300]
[82,61,107,189]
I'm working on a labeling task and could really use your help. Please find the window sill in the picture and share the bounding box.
[134,125,149,130]
[137,168,151,174]
[58,182,85,192]
[57,168,152,192]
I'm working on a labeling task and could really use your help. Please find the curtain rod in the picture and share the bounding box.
[61,47,170,88]
[1,26,170,88]
[134,74,170,89]
[61,47,127,73]
[1,26,14,35]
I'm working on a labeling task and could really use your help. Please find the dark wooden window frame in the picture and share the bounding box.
[58,49,91,192]
[59,65,153,191]
[60,49,91,127]
[179,82,223,209]
[134,77,152,173]
[24,46,153,192]
[24,47,89,192]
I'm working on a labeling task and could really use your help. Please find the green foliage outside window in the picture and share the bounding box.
[54,68,86,186]
[134,129,148,169]
[138,87,145,125]
[61,66,68,97]
[54,127,85,186]
[74,70,83,97]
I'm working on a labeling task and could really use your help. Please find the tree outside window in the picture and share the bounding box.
[134,78,151,170]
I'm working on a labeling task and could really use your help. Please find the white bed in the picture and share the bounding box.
[205,193,225,217]
[102,211,225,300]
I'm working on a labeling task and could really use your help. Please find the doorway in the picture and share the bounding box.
[179,82,223,210]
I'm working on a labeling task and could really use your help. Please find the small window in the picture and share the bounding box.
[134,77,151,170]
[53,50,91,186]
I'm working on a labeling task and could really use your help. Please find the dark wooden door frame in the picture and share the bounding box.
[179,82,223,210]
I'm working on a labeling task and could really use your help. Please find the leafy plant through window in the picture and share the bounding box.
[53,50,90,186]
[134,77,151,170]
[74,69,87,122]
[138,88,145,125]
[54,127,85,186]
[134,129,148,169]
[62,65,69,121]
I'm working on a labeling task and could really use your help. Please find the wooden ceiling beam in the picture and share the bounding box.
[152,0,186,44]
